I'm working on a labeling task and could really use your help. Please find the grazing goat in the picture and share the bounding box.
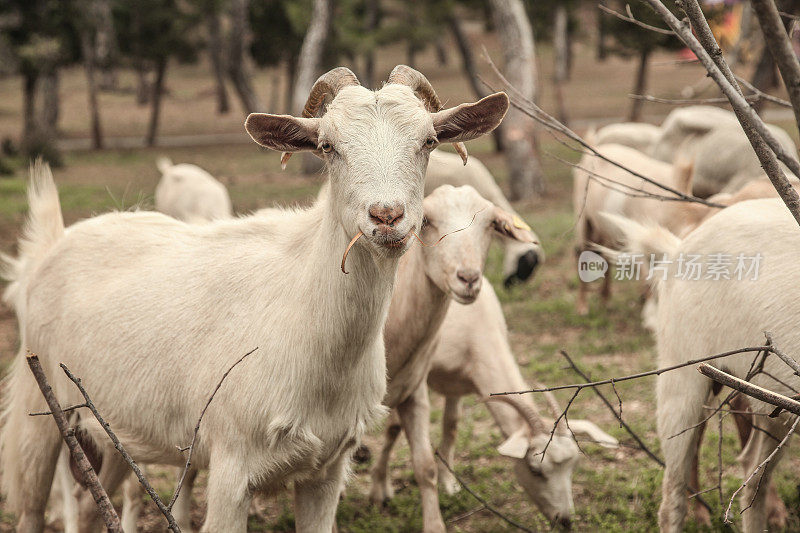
[426,281,616,528]
[594,122,661,154]
[608,199,799,533]
[0,66,509,533]
[369,184,536,532]
[572,143,695,315]
[154,158,233,222]
[649,105,797,197]
[425,149,544,288]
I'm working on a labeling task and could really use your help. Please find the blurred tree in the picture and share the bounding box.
[489,0,544,198]
[76,0,107,149]
[601,0,684,121]
[93,0,118,90]
[228,0,262,113]
[0,0,79,165]
[114,0,200,146]
[202,0,230,114]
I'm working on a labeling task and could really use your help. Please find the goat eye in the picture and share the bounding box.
[321,142,333,153]
[425,137,436,148]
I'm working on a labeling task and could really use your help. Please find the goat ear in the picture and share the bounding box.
[492,207,537,244]
[432,92,509,143]
[497,427,530,459]
[564,420,619,449]
[245,114,319,153]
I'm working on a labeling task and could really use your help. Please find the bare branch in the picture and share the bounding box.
[750,0,800,130]
[434,450,535,532]
[170,347,258,511]
[628,93,762,106]
[764,332,800,376]
[60,362,181,532]
[697,364,800,416]
[732,74,793,108]
[26,355,122,532]
[491,345,774,396]
[598,3,674,34]
[29,402,87,416]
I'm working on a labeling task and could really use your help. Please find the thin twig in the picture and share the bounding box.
[732,74,793,108]
[26,355,122,532]
[598,3,674,34]
[29,402,87,416]
[170,347,259,511]
[60,362,181,532]
[724,417,800,522]
[491,345,775,396]
[434,450,535,533]
[764,332,800,376]
[628,93,763,105]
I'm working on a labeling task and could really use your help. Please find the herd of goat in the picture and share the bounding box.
[0,64,798,533]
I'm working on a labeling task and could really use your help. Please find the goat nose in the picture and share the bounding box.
[369,204,405,227]
[456,269,481,286]
[556,516,572,531]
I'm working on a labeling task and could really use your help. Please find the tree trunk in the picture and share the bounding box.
[80,31,103,149]
[435,38,448,66]
[363,0,379,88]
[284,58,296,113]
[227,0,263,113]
[38,68,60,131]
[597,0,609,61]
[136,63,150,106]
[553,4,570,125]
[269,72,281,113]
[292,0,332,174]
[628,49,650,122]
[94,0,118,91]
[488,0,544,198]
[146,58,167,147]
[207,8,230,114]
[22,72,39,149]
[449,15,504,152]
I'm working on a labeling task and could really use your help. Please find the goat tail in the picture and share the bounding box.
[156,156,173,174]
[2,160,64,309]
[597,212,682,289]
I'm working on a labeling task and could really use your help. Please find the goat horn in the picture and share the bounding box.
[280,67,361,168]
[486,395,547,435]
[387,65,469,164]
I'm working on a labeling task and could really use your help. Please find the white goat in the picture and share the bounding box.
[425,149,544,287]
[593,122,661,154]
[369,184,535,532]
[608,199,799,533]
[0,66,509,533]
[372,279,618,529]
[154,157,233,223]
[572,143,695,315]
[649,105,797,197]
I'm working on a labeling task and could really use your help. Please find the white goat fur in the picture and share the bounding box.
[154,157,233,222]
[572,143,695,314]
[425,149,543,285]
[594,122,661,154]
[609,199,800,533]
[369,185,535,532]
[0,80,508,533]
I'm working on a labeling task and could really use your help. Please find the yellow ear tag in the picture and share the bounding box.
[512,215,531,231]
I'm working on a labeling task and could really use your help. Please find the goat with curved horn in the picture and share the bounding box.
[387,65,469,165]
[486,394,548,436]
